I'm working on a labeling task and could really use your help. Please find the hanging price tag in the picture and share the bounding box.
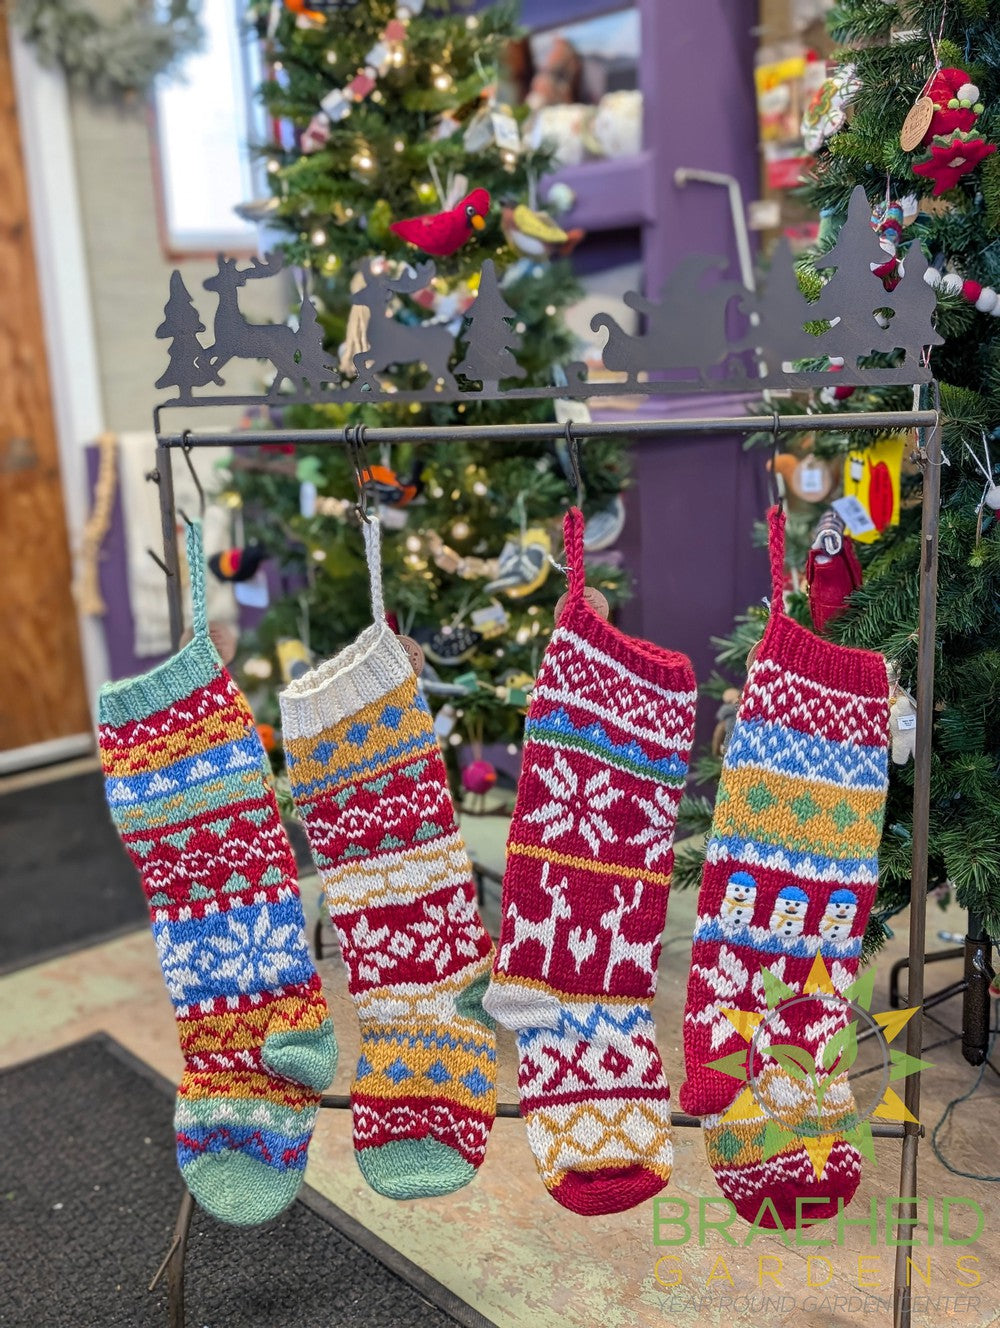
[396,635,425,676]
[555,586,609,623]
[491,111,521,153]
[832,494,877,536]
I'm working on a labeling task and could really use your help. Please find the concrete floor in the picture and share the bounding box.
[2,793,998,1328]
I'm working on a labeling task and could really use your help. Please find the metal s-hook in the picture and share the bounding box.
[180,431,206,517]
[565,420,584,509]
[766,407,783,508]
[347,424,372,523]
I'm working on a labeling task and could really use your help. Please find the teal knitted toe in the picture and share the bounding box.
[182,1152,307,1226]
[357,1138,477,1199]
[263,1018,338,1091]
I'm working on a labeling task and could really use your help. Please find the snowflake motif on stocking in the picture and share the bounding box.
[522,751,623,857]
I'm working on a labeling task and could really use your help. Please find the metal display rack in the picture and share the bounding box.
[140,209,987,1327]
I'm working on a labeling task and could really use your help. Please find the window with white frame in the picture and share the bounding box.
[153,0,262,254]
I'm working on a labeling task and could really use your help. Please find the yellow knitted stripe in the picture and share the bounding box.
[359,1023,494,1110]
[716,768,885,858]
[527,1101,673,1181]
[506,841,673,890]
[179,1070,316,1108]
[485,969,649,1007]
[178,998,327,1054]
[110,709,252,775]
[321,835,471,912]
[282,677,428,786]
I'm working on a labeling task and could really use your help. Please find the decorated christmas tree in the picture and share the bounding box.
[223,0,630,766]
[678,0,1000,951]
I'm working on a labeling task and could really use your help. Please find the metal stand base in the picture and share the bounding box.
[889,924,995,1066]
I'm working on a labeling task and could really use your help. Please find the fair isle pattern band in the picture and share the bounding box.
[484,507,697,1217]
[280,521,496,1201]
[98,521,336,1227]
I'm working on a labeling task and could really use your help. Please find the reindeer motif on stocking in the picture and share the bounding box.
[600,880,658,991]
[499,861,572,980]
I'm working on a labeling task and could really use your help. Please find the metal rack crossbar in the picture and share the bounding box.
[150,403,944,1328]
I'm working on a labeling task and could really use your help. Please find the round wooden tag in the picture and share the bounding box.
[555,586,610,624]
[900,96,935,152]
[397,635,425,676]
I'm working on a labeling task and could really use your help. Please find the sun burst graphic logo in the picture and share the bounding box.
[706,953,933,1178]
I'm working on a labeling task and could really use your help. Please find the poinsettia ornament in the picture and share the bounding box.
[910,66,995,196]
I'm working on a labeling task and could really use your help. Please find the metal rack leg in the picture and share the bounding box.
[148,1188,194,1328]
[892,406,941,1328]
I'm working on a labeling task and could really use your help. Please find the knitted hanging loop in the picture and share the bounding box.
[562,506,588,603]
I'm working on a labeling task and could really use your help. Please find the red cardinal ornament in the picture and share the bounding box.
[390,188,490,257]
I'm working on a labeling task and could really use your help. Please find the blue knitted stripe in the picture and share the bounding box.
[724,718,888,790]
[153,897,316,1009]
[177,1123,310,1170]
[525,707,688,783]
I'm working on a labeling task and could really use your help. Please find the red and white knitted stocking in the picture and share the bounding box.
[484,509,697,1215]
[280,519,496,1200]
[680,506,890,1227]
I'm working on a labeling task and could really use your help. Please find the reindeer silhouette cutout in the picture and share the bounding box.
[350,261,456,392]
[202,254,329,397]
[500,861,572,979]
[600,880,657,990]
[592,258,744,384]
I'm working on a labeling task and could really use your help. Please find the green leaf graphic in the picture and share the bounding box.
[820,1021,860,1076]
[764,1043,818,1083]
[705,1051,750,1080]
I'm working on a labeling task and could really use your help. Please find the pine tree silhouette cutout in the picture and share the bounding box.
[877,243,944,368]
[809,185,891,368]
[455,259,526,392]
[291,293,338,393]
[155,270,221,399]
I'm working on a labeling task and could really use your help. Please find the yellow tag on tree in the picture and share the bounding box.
[842,433,906,543]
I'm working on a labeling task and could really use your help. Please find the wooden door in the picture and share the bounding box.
[0,11,90,753]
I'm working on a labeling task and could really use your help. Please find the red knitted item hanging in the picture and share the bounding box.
[679,506,890,1228]
[483,508,698,1215]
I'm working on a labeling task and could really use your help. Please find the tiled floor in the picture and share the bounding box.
[2,806,998,1328]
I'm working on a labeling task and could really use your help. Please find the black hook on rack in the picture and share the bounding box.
[766,406,783,508]
[346,424,372,523]
[564,419,585,509]
[180,430,206,518]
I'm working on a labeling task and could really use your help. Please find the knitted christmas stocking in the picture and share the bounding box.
[280,519,496,1200]
[99,521,337,1226]
[483,509,697,1216]
[679,506,890,1227]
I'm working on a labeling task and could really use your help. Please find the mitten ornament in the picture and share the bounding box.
[483,509,697,1215]
[806,533,863,634]
[99,521,337,1225]
[679,507,890,1227]
[280,518,497,1199]
[909,68,995,196]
